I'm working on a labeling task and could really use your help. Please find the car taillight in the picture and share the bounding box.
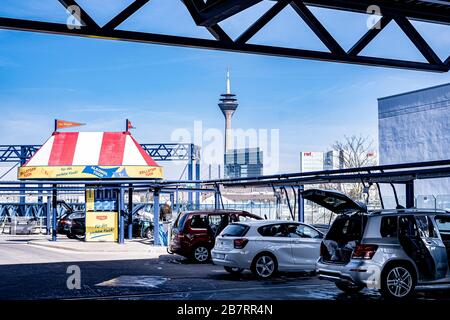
[233,238,249,249]
[352,244,378,260]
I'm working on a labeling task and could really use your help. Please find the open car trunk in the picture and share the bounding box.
[321,214,368,264]
[302,189,368,264]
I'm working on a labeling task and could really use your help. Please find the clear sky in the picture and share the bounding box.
[0,0,449,179]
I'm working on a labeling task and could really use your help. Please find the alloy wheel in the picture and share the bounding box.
[194,246,209,262]
[255,255,275,278]
[386,266,413,298]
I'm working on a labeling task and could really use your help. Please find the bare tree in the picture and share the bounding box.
[329,135,377,201]
[332,135,376,169]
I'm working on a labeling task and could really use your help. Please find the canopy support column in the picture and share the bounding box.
[128,185,133,241]
[298,185,304,223]
[195,161,200,209]
[119,187,125,244]
[51,185,57,242]
[153,189,161,246]
[406,180,415,208]
[46,196,51,235]
[188,161,193,210]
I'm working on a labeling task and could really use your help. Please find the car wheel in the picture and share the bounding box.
[224,266,244,275]
[380,264,416,300]
[144,227,154,240]
[75,234,86,240]
[251,253,278,279]
[192,245,210,263]
[335,281,365,294]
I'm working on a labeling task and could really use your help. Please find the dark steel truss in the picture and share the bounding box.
[0,143,200,164]
[0,0,448,71]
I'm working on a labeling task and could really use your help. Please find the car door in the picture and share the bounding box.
[288,223,322,269]
[189,214,210,246]
[416,215,448,279]
[258,223,294,270]
[434,215,450,269]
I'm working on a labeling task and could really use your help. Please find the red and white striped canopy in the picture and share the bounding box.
[24,131,159,167]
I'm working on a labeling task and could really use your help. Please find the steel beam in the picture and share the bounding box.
[0,17,447,72]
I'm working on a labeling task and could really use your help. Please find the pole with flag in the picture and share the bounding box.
[126,119,136,132]
[54,119,85,131]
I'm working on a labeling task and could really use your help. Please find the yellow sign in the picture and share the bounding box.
[85,211,118,242]
[85,189,95,211]
[18,165,163,180]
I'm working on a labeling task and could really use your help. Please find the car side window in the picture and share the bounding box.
[289,224,320,238]
[207,215,223,234]
[237,214,257,222]
[435,216,450,232]
[190,215,207,229]
[258,224,289,237]
[380,216,398,238]
[399,216,419,237]
[415,216,438,238]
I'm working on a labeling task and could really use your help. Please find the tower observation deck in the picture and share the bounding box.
[218,70,238,151]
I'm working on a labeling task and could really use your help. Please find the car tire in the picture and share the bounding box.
[335,281,365,294]
[224,266,244,275]
[192,245,210,263]
[75,234,86,241]
[251,253,278,279]
[144,227,154,240]
[380,264,416,300]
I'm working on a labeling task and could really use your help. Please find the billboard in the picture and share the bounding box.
[18,165,163,179]
[85,211,118,242]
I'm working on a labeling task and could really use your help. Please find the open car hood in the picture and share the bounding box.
[302,189,367,214]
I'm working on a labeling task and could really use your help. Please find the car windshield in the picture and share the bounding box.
[221,224,248,237]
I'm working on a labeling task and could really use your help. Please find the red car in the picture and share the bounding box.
[169,210,263,263]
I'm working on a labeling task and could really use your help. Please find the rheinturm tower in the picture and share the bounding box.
[218,69,238,152]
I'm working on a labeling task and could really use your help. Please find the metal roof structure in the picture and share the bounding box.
[0,0,448,71]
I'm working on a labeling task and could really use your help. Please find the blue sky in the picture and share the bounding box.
[0,0,450,178]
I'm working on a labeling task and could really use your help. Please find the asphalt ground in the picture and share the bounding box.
[1,236,450,301]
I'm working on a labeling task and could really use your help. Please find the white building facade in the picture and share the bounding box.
[378,83,450,197]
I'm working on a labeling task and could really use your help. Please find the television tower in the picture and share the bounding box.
[218,69,238,152]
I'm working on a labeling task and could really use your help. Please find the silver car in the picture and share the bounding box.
[304,189,450,299]
[211,220,323,278]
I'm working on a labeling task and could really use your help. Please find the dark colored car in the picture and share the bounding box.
[57,210,86,239]
[57,203,154,240]
[169,210,263,263]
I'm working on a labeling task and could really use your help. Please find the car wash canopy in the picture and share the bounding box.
[18,131,163,179]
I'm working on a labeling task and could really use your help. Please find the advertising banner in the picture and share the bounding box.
[86,189,95,211]
[18,165,163,179]
[85,211,118,242]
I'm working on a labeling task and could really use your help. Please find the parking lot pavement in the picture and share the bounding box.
[0,239,450,300]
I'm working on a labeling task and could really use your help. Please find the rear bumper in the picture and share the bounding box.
[169,242,190,257]
[316,258,381,289]
[211,249,252,269]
